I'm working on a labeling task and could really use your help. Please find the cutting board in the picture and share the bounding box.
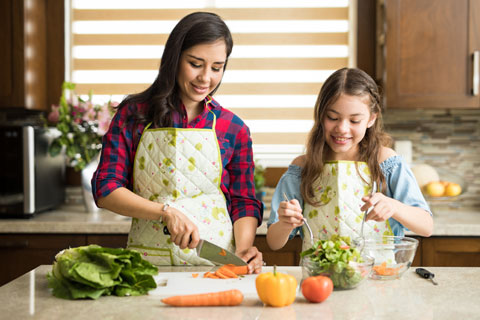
[149,272,259,296]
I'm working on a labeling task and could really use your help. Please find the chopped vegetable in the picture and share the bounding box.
[219,249,227,256]
[192,273,199,278]
[162,289,243,306]
[46,245,158,300]
[372,262,404,276]
[221,264,248,276]
[300,235,366,289]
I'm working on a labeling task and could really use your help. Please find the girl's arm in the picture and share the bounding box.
[363,149,433,237]
[267,199,303,250]
[362,193,433,237]
[266,161,304,250]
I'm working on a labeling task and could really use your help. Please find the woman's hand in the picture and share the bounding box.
[277,199,304,229]
[162,207,200,249]
[236,246,264,274]
[361,192,399,222]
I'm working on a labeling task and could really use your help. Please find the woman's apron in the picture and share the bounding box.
[126,111,233,265]
[302,161,394,257]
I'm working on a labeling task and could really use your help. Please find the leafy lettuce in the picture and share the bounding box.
[47,245,158,299]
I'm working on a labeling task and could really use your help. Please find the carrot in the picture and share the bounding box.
[215,270,230,279]
[219,249,227,256]
[161,289,244,306]
[222,264,248,275]
[204,272,220,279]
[192,273,199,278]
[216,267,238,278]
[373,262,403,276]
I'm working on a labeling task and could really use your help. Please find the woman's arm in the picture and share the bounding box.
[98,188,202,249]
[233,217,263,274]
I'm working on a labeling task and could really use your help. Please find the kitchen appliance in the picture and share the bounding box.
[0,125,65,217]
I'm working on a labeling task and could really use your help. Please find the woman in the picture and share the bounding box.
[92,12,264,273]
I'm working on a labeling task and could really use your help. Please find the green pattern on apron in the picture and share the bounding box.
[302,161,394,252]
[127,110,233,266]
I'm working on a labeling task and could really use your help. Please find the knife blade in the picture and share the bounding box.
[196,239,247,266]
[163,226,247,266]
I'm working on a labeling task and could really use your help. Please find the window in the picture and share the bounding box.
[68,0,355,167]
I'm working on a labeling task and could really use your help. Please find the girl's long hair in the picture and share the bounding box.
[115,12,233,135]
[301,68,392,206]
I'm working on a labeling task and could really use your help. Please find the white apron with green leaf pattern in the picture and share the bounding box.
[127,111,233,266]
[302,161,394,256]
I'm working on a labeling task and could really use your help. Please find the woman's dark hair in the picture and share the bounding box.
[301,67,393,205]
[117,12,233,130]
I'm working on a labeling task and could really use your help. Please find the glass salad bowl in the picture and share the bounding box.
[363,236,418,280]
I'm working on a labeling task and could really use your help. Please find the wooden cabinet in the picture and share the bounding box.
[377,0,480,108]
[0,234,85,286]
[422,237,480,266]
[0,0,64,111]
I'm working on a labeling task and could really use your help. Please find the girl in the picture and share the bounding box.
[267,68,433,251]
[92,12,264,273]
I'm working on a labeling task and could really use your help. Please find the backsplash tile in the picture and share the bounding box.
[384,108,480,210]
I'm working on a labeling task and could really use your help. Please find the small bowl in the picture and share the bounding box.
[301,254,374,290]
[422,167,468,201]
[363,236,418,280]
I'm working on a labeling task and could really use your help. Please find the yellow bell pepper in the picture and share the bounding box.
[255,265,297,307]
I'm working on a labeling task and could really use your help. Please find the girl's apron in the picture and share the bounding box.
[126,111,233,265]
[302,161,394,254]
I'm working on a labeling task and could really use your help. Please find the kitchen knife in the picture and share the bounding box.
[163,226,247,266]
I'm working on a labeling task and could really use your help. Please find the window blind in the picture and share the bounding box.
[69,0,354,167]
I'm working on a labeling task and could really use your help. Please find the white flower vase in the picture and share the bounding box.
[81,155,100,213]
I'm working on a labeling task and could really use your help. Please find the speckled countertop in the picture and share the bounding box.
[0,203,479,236]
[0,265,478,319]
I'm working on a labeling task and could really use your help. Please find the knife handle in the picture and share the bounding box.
[163,226,170,235]
[416,268,434,279]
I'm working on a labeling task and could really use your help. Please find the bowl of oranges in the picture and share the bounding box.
[412,165,467,201]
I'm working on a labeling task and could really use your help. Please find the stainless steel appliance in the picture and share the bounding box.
[0,125,65,217]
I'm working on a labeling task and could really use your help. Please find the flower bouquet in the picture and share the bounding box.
[45,82,117,171]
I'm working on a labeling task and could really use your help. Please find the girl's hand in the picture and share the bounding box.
[361,192,399,222]
[277,199,304,229]
[236,246,264,274]
[163,207,200,249]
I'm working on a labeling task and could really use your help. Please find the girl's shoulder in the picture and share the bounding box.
[378,146,397,164]
[291,155,306,168]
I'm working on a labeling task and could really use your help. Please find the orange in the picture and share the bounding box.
[444,183,462,197]
[424,181,445,197]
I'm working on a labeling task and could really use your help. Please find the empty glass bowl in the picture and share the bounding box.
[363,236,419,280]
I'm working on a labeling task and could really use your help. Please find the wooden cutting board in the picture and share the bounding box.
[149,272,259,296]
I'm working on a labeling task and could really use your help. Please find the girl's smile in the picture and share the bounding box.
[323,93,376,160]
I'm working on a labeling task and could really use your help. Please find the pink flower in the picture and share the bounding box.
[48,105,60,123]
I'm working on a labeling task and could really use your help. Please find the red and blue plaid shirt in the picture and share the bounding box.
[92,96,263,225]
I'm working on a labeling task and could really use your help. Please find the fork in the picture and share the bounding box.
[282,192,314,244]
[353,181,377,250]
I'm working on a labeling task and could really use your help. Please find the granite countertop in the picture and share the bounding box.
[0,265,477,319]
[0,203,479,236]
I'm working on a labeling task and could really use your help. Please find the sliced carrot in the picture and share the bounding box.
[215,270,229,279]
[222,264,248,275]
[219,249,227,256]
[216,267,238,278]
[162,289,243,306]
[373,262,403,276]
[192,273,199,278]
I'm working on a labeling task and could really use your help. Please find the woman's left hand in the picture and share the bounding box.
[361,192,399,222]
[236,246,264,274]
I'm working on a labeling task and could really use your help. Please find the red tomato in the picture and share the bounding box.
[301,276,333,303]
